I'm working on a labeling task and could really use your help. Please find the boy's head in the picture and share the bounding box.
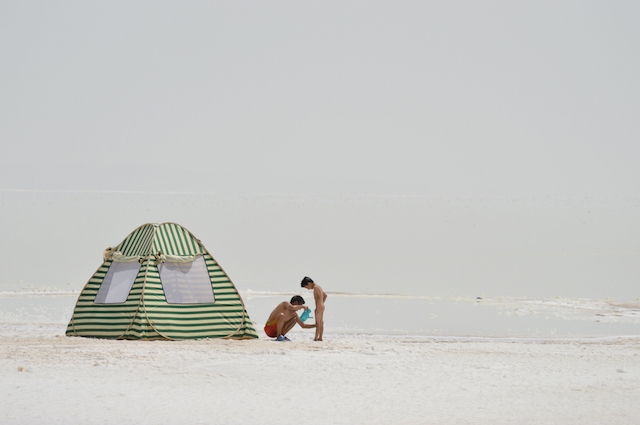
[290,295,305,305]
[301,276,314,288]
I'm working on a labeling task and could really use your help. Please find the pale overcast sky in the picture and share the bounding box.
[1,1,639,196]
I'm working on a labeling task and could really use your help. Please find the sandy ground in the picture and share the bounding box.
[1,327,639,425]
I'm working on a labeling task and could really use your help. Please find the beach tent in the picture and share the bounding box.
[66,223,258,340]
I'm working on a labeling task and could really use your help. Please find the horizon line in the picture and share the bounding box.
[1,188,638,201]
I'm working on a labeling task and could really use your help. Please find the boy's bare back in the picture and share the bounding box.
[266,301,295,324]
[313,284,327,307]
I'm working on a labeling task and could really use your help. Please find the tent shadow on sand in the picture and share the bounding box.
[66,223,258,340]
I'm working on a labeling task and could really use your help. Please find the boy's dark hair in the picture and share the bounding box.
[290,295,305,305]
[301,276,314,287]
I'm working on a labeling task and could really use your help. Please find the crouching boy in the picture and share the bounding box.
[264,295,315,341]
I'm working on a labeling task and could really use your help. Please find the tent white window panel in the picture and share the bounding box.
[158,255,215,304]
[95,261,142,304]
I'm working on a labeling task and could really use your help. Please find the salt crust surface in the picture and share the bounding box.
[1,326,639,425]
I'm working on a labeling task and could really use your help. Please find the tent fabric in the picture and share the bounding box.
[154,253,199,264]
[66,223,258,340]
[103,247,115,262]
[111,252,142,262]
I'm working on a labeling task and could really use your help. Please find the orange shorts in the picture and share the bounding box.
[264,322,278,338]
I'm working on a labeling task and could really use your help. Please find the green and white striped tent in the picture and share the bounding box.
[66,223,258,340]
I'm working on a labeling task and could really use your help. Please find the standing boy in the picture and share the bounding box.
[301,276,327,341]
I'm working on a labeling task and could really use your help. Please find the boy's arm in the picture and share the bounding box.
[284,302,307,311]
[296,315,316,329]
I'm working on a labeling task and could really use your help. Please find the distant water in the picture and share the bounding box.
[1,191,639,302]
[1,290,638,339]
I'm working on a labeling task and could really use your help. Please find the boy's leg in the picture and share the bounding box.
[314,307,324,341]
[275,313,286,336]
[281,317,297,336]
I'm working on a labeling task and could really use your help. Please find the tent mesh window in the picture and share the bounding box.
[158,256,216,304]
[94,261,141,304]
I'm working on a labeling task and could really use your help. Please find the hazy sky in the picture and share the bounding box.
[2,1,639,196]
[1,3,639,301]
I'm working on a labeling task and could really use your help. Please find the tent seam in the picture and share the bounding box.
[174,223,253,339]
[138,225,175,341]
